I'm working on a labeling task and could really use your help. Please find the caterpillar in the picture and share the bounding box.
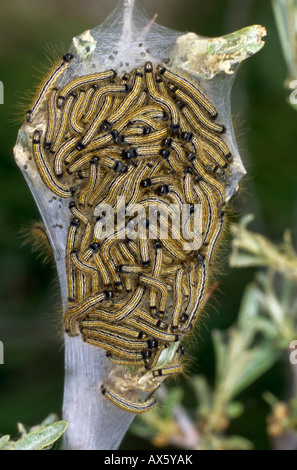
[27,53,74,123]
[100,384,156,414]
[29,60,234,413]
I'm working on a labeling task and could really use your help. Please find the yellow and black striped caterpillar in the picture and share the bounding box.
[29,57,233,413]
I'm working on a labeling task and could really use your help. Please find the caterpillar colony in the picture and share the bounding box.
[26,50,235,414]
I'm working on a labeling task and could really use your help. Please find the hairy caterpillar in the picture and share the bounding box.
[28,58,233,413]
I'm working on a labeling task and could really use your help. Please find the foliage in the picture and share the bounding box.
[0,414,68,450]
[130,215,297,450]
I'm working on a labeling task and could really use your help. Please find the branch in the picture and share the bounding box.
[61,336,135,450]
[13,1,266,451]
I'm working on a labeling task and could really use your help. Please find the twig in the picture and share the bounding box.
[156,386,201,449]
[273,353,297,450]
[139,13,158,40]
[13,0,265,452]
[61,336,135,450]
[119,0,135,50]
[172,405,201,449]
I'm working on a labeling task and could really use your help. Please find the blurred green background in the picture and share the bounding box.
[0,0,296,450]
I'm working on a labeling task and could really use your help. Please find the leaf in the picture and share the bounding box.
[230,254,270,268]
[212,329,228,385]
[226,401,244,419]
[252,318,280,339]
[161,387,183,420]
[263,391,279,408]
[191,375,212,415]
[39,413,60,428]
[130,419,155,438]
[237,283,261,332]
[222,435,254,450]
[17,422,28,437]
[13,421,68,450]
[230,344,281,399]
[0,435,11,450]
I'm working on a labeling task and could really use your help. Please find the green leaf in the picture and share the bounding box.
[17,422,28,437]
[212,329,228,385]
[263,391,279,408]
[161,387,183,420]
[13,421,68,450]
[222,435,254,450]
[230,345,280,399]
[272,0,297,80]
[226,401,245,419]
[0,435,11,450]
[191,375,212,415]
[237,283,261,332]
[130,420,155,438]
[251,318,280,339]
[39,413,60,428]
